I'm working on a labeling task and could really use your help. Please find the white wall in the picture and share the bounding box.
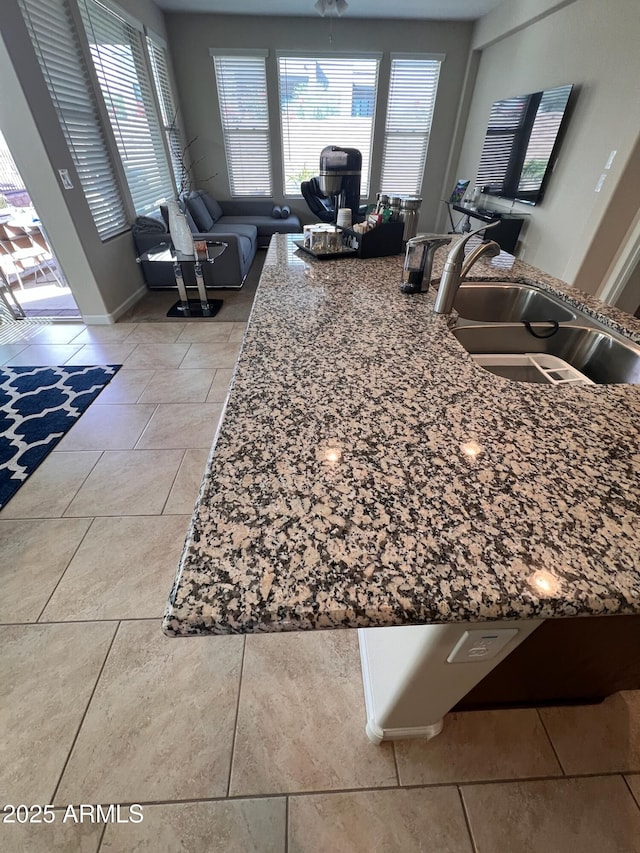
[163,13,474,233]
[454,0,640,290]
[0,0,171,322]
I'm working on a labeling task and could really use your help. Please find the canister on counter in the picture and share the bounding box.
[399,197,422,242]
[389,196,402,221]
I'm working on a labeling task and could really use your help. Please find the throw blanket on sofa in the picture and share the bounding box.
[132,215,167,234]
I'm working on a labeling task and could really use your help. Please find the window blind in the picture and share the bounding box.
[379,56,443,196]
[211,51,272,197]
[278,55,380,197]
[147,35,184,191]
[18,0,127,239]
[78,0,175,215]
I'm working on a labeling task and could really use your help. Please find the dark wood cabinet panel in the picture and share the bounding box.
[454,615,640,711]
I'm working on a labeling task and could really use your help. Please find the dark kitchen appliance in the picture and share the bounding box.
[318,145,362,221]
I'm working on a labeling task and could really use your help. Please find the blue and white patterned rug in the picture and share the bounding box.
[0,365,121,510]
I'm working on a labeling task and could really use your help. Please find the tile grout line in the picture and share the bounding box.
[160,448,189,515]
[132,402,161,450]
[34,516,99,623]
[67,324,138,347]
[0,616,164,627]
[50,620,122,804]
[133,366,156,404]
[391,739,402,787]
[96,820,109,853]
[204,367,218,403]
[621,773,640,813]
[536,707,568,775]
[284,795,290,853]
[59,449,105,519]
[239,767,640,801]
[34,763,640,814]
[456,786,479,853]
[226,635,248,798]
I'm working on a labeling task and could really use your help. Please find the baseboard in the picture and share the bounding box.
[82,284,147,325]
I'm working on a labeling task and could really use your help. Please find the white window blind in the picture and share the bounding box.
[147,35,184,191]
[211,51,272,197]
[380,55,443,195]
[18,0,127,239]
[79,0,175,215]
[278,55,380,197]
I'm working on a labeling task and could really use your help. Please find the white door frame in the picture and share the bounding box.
[597,209,640,305]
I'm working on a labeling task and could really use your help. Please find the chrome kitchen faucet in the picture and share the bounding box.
[433,221,501,314]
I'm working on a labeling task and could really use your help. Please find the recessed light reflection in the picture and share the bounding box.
[460,440,484,458]
[317,441,343,464]
[528,569,561,597]
[325,446,342,463]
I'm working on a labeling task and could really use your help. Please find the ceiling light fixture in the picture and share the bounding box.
[314,0,348,16]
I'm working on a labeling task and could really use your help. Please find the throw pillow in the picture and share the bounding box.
[281,205,291,218]
[187,193,215,232]
[202,194,223,223]
[272,205,282,219]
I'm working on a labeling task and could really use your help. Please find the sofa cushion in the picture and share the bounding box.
[210,222,257,264]
[217,214,300,248]
[186,194,215,232]
[172,199,198,232]
[202,193,224,223]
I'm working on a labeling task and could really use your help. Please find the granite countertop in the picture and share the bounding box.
[163,233,640,636]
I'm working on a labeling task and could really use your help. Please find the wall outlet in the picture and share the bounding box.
[446,628,519,663]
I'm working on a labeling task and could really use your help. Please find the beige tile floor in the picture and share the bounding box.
[1,307,640,852]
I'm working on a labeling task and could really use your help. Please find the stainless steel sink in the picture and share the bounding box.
[454,282,576,323]
[452,324,640,384]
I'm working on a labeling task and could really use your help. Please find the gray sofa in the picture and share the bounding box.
[132,191,301,289]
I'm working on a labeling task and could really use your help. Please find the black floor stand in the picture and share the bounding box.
[166,298,223,318]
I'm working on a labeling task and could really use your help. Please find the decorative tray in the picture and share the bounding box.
[293,240,357,260]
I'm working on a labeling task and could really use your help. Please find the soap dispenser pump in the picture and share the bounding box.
[400,234,452,294]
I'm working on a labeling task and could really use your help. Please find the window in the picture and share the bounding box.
[352,84,375,118]
[379,55,443,195]
[18,0,128,239]
[78,0,175,215]
[211,50,272,197]
[278,54,381,197]
[147,34,184,191]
